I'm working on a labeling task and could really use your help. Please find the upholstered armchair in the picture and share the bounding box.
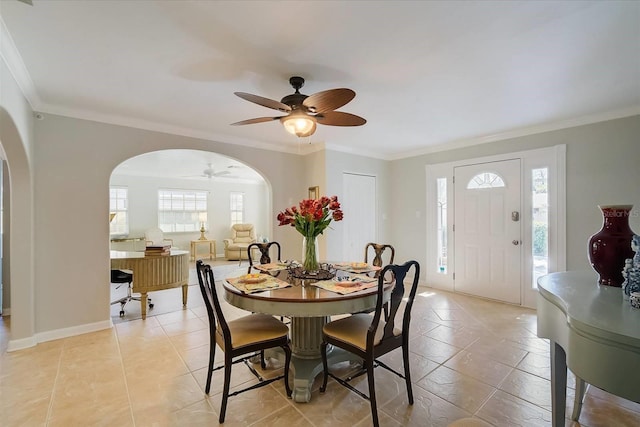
[223,224,256,260]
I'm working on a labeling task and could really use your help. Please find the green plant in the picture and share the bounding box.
[533,221,548,256]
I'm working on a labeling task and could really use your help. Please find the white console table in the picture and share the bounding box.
[537,271,640,427]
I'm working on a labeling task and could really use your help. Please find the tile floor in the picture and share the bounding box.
[1,261,639,426]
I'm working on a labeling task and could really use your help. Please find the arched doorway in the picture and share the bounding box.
[108,149,270,320]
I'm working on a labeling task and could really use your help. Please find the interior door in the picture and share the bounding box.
[454,159,521,304]
[342,173,376,262]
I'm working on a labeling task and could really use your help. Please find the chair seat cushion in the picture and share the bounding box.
[323,313,401,351]
[111,269,133,283]
[218,313,289,350]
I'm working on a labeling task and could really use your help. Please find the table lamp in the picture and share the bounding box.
[199,212,208,240]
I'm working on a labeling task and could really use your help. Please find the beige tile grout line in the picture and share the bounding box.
[113,326,138,426]
[162,309,219,417]
[44,343,64,426]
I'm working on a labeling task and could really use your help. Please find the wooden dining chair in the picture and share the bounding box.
[359,243,396,318]
[247,241,282,274]
[196,260,292,423]
[246,241,289,323]
[364,242,395,279]
[320,260,420,427]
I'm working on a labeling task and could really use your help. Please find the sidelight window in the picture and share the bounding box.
[532,168,549,287]
[436,178,447,273]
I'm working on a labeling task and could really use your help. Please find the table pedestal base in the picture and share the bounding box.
[288,316,362,402]
[290,346,360,402]
[290,316,327,358]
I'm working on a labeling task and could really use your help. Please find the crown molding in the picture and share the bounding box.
[39,103,315,155]
[0,16,40,110]
[323,142,388,160]
[389,106,640,161]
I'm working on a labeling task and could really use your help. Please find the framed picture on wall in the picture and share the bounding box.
[308,186,319,200]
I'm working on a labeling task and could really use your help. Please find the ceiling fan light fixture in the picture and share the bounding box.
[281,114,316,137]
[233,76,365,137]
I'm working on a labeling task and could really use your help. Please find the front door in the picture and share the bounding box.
[454,159,521,304]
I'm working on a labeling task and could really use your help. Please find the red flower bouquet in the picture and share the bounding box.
[277,195,343,271]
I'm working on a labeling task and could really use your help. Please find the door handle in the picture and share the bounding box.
[512,240,520,246]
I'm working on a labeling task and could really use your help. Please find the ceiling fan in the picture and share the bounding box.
[202,163,230,179]
[231,76,366,137]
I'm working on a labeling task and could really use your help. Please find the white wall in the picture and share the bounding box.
[301,149,327,258]
[32,114,305,334]
[0,53,36,346]
[390,115,640,278]
[2,161,9,312]
[110,173,268,254]
[324,150,391,262]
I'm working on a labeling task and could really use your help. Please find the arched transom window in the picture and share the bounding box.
[466,172,505,189]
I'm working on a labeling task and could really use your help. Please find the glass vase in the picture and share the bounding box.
[303,235,319,272]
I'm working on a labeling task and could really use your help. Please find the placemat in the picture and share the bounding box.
[349,273,378,283]
[312,277,378,295]
[334,262,382,274]
[226,274,291,294]
[253,262,289,273]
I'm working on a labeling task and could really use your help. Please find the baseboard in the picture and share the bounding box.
[35,319,113,344]
[424,281,454,292]
[7,319,113,352]
[6,335,38,352]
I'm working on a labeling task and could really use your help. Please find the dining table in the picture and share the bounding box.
[223,263,391,403]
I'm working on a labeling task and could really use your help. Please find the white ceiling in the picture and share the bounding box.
[1,0,639,161]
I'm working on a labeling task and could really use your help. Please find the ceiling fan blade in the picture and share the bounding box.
[234,92,291,112]
[316,111,366,127]
[230,116,283,126]
[303,88,355,113]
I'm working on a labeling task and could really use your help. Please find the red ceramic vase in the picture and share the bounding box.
[588,205,636,287]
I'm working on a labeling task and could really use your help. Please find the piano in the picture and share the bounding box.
[537,271,640,426]
[110,249,189,319]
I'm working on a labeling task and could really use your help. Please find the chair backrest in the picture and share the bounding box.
[145,227,172,246]
[247,241,282,272]
[364,243,396,278]
[196,260,231,348]
[367,260,420,351]
[230,224,256,243]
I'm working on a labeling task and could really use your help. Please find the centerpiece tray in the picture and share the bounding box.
[287,263,336,280]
